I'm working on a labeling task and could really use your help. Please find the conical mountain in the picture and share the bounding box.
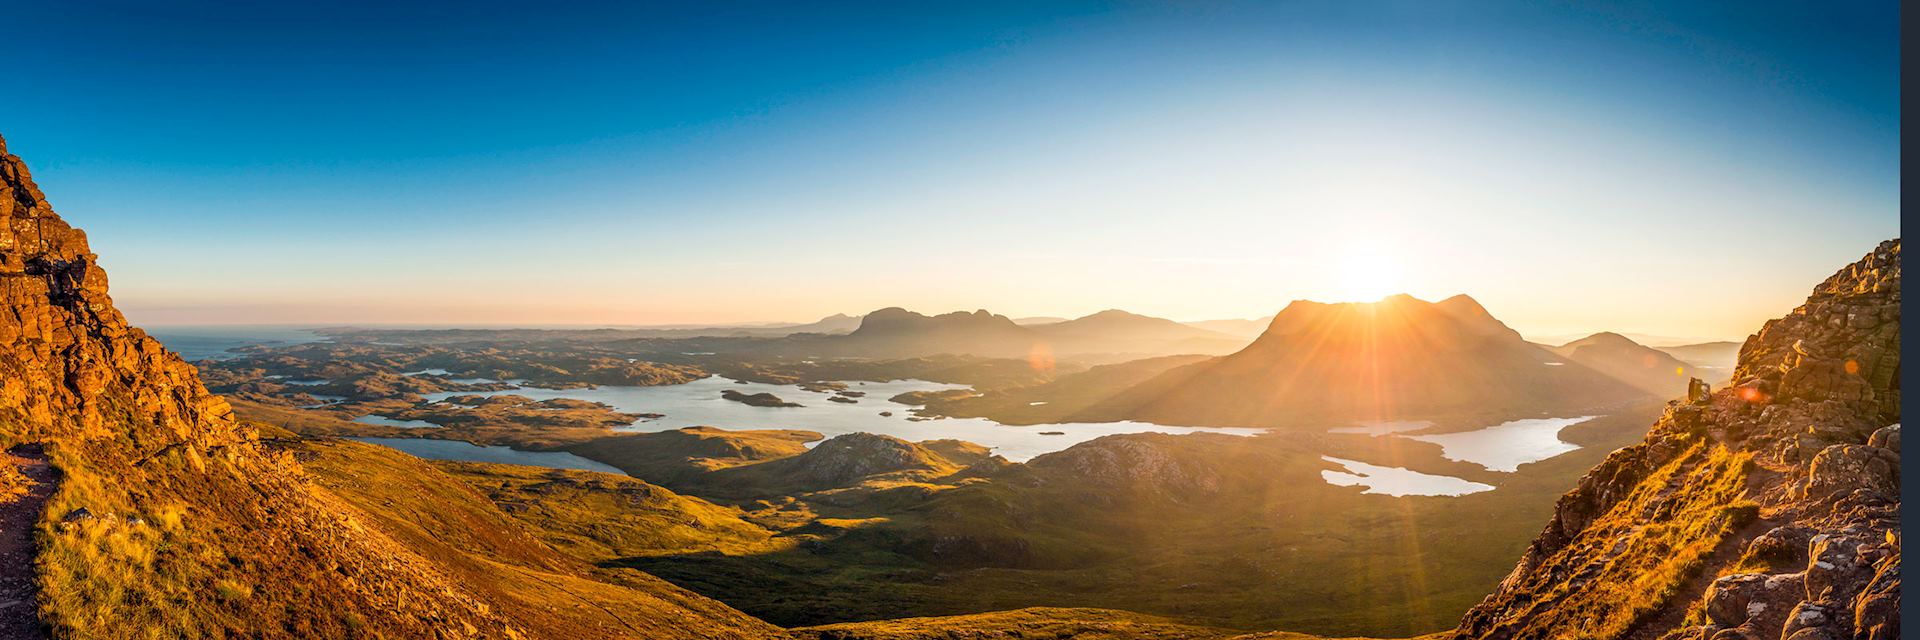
[1077,294,1652,428]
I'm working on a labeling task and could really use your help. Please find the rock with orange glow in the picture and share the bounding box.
[1453,239,1900,640]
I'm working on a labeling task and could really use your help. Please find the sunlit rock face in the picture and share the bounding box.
[1453,240,1900,640]
[0,134,241,446]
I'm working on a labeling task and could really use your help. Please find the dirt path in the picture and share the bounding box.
[0,444,54,639]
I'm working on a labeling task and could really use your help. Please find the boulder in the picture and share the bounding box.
[1867,423,1899,452]
[1799,445,1897,500]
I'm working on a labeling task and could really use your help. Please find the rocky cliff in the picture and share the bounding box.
[1454,240,1900,640]
[0,134,781,639]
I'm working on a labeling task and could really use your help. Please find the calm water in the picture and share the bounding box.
[1320,457,1494,496]
[147,325,327,361]
[1405,416,1597,472]
[354,415,444,429]
[421,375,1261,462]
[349,437,626,475]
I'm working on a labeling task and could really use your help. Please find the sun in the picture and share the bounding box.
[1334,250,1405,302]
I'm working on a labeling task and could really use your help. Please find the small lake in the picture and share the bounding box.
[349,437,626,475]
[1404,416,1596,472]
[354,415,444,429]
[421,375,1262,462]
[1320,457,1494,496]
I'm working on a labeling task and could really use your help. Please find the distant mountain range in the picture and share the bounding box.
[1180,316,1276,338]
[1072,294,1660,428]
[776,307,1253,361]
[1652,340,1742,372]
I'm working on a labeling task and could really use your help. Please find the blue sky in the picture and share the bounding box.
[0,1,1899,339]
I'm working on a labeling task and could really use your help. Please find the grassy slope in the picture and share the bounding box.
[435,460,785,560]
[794,607,1242,639]
[615,403,1665,637]
[281,438,787,639]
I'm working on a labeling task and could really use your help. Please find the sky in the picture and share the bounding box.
[0,1,1899,341]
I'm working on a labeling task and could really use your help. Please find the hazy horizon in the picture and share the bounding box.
[4,2,1898,341]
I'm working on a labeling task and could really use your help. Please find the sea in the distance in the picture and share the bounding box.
[146,325,328,361]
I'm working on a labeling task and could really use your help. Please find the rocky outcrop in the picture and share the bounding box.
[0,138,238,447]
[1027,435,1224,497]
[780,433,958,486]
[1454,240,1900,640]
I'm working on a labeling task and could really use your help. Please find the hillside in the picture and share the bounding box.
[1077,294,1654,429]
[1455,239,1900,640]
[1550,332,1694,397]
[0,134,783,639]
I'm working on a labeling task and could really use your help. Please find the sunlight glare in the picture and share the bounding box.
[1335,249,1405,302]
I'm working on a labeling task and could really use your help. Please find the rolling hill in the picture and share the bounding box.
[1548,331,1695,397]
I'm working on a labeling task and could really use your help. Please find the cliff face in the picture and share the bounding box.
[0,139,237,448]
[1455,240,1900,640]
[0,135,780,639]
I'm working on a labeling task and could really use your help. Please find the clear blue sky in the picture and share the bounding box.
[1,1,1898,340]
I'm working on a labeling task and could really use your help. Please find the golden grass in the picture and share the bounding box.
[1489,441,1755,640]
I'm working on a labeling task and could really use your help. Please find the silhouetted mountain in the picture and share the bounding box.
[1032,309,1249,355]
[1182,315,1275,338]
[1656,340,1742,372]
[1079,294,1653,428]
[1550,332,1694,397]
[793,308,1247,361]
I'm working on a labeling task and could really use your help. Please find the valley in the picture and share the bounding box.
[158,292,1706,635]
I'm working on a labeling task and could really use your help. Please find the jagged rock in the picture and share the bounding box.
[1799,445,1897,501]
[1867,423,1899,452]
[1455,240,1901,640]
[59,507,92,524]
[1690,377,1713,404]
[1853,553,1900,640]
[1743,526,1813,570]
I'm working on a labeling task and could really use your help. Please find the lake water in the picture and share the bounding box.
[147,325,328,361]
[1320,457,1494,496]
[348,437,627,475]
[354,415,444,429]
[420,375,1261,462]
[1404,416,1596,472]
[155,321,1595,495]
